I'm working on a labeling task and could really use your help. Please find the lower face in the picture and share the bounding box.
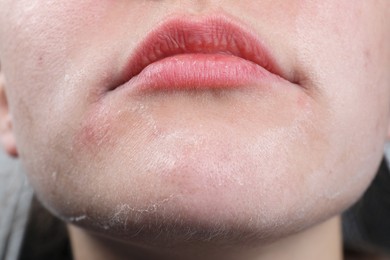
[1,0,390,249]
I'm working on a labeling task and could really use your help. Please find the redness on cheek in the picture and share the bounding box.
[73,102,116,154]
[296,92,314,112]
[72,98,157,157]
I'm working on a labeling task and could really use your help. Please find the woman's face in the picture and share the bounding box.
[0,0,389,247]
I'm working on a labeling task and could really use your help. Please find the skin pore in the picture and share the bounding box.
[0,1,390,259]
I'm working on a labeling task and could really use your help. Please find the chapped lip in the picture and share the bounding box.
[111,16,292,91]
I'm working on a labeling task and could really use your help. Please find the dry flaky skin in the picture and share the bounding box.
[0,0,389,253]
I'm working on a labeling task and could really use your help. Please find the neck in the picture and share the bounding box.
[68,216,342,260]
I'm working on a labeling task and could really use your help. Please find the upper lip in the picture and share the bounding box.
[112,16,291,90]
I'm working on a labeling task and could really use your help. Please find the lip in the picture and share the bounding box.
[111,16,291,93]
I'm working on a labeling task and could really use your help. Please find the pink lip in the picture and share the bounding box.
[112,17,290,92]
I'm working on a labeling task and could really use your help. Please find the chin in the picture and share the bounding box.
[29,122,379,251]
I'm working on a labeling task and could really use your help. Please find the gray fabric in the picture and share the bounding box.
[342,145,390,256]
[0,151,33,260]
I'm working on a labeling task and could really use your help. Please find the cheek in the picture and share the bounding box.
[73,97,160,161]
[74,103,117,154]
[290,0,390,149]
[0,1,119,99]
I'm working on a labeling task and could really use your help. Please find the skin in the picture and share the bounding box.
[0,1,389,259]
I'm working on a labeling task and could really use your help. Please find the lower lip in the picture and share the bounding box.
[118,54,282,92]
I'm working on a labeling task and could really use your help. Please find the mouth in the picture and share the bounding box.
[110,16,294,93]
